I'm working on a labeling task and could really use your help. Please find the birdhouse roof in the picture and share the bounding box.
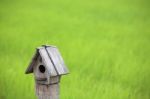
[25,45,69,76]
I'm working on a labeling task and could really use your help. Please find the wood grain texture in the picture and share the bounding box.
[33,56,46,79]
[46,47,69,75]
[26,45,69,76]
[36,83,59,99]
[33,55,50,85]
[38,47,57,76]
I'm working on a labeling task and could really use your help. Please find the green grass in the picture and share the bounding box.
[0,0,150,99]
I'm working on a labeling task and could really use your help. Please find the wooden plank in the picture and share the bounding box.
[38,47,57,76]
[46,47,69,75]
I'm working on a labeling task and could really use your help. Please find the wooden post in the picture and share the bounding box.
[35,76,61,99]
[36,83,59,99]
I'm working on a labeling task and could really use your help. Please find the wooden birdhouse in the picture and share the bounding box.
[25,45,69,99]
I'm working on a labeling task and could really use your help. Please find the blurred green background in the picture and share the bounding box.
[0,0,150,99]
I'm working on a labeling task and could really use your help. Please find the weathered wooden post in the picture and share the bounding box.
[25,45,69,99]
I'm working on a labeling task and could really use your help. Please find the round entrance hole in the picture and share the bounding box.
[39,65,45,73]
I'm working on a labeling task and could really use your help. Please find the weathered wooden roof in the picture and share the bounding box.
[25,45,69,76]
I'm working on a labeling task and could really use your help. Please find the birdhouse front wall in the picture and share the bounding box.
[33,55,61,85]
[33,55,49,84]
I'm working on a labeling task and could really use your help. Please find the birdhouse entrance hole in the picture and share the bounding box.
[39,65,45,73]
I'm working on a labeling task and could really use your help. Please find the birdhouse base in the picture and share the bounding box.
[36,83,59,99]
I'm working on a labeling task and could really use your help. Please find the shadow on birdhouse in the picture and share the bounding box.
[25,45,69,99]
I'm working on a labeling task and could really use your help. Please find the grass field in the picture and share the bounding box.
[0,0,150,99]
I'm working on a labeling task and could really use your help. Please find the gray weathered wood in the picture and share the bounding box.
[25,46,69,76]
[33,55,50,85]
[38,47,57,77]
[36,83,59,99]
[46,47,69,75]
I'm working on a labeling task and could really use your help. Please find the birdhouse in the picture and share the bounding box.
[25,45,69,99]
